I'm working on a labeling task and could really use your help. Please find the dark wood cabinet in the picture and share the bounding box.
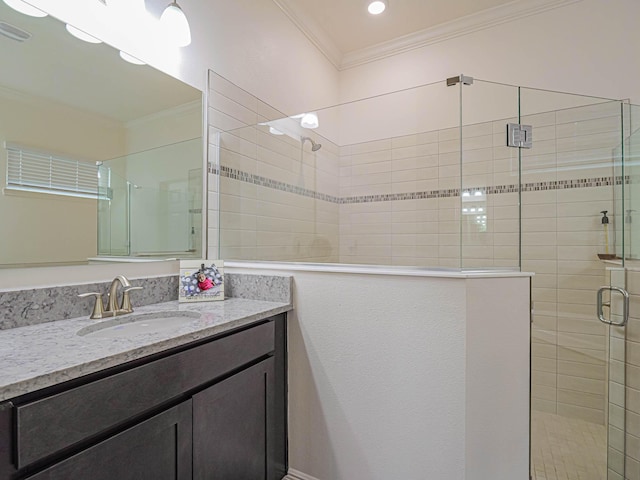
[0,314,287,480]
[193,358,282,480]
[25,401,192,480]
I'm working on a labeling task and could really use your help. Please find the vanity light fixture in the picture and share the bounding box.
[119,50,146,65]
[160,1,191,47]
[3,0,47,17]
[65,24,102,44]
[367,0,387,15]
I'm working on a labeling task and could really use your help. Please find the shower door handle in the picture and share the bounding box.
[596,286,629,326]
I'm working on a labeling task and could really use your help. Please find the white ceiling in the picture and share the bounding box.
[274,0,580,69]
[289,0,515,53]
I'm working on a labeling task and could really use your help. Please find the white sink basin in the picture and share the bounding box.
[77,311,201,339]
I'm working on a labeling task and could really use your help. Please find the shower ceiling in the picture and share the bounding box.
[273,0,580,68]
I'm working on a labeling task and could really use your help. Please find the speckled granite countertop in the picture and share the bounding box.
[0,297,291,402]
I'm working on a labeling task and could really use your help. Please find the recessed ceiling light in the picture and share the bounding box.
[368,0,387,15]
[3,0,47,17]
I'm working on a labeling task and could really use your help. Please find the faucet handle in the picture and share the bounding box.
[121,286,143,313]
[78,292,106,319]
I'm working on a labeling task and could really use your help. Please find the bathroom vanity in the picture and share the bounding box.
[0,274,292,480]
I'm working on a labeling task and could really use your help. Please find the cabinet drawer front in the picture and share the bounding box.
[25,401,192,480]
[15,320,275,468]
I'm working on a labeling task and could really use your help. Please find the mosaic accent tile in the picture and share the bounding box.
[212,164,629,204]
[218,165,341,203]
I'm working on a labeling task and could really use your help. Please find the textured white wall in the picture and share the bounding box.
[287,271,466,480]
[465,277,531,480]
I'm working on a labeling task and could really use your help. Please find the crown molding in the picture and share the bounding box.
[341,0,581,69]
[271,0,343,69]
[274,0,581,71]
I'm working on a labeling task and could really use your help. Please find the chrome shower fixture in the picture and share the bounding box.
[301,136,322,152]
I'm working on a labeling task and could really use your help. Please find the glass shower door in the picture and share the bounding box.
[606,102,640,480]
[517,86,628,480]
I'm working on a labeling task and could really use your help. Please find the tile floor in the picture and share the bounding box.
[531,410,607,480]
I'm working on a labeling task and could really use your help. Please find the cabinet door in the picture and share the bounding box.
[26,401,192,480]
[193,358,277,480]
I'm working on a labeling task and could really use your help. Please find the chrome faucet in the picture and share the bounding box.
[78,275,143,319]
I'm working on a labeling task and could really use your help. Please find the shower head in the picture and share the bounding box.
[301,136,322,152]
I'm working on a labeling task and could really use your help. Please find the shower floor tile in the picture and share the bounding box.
[531,410,607,480]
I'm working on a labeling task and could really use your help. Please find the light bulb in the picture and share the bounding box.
[269,127,284,135]
[160,2,191,47]
[368,0,386,15]
[300,112,319,129]
[119,51,146,65]
[3,0,47,17]
[66,24,102,44]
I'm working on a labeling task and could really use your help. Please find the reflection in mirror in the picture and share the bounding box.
[0,2,203,268]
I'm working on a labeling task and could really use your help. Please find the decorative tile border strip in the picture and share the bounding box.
[209,163,629,205]
[211,164,341,203]
[521,177,623,191]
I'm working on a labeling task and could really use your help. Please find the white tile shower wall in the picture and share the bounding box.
[523,103,620,426]
[208,71,340,262]
[338,123,519,268]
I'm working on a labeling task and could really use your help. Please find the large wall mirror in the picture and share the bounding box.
[0,1,203,268]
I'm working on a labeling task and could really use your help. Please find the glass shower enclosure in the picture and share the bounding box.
[97,137,203,260]
[214,74,639,479]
